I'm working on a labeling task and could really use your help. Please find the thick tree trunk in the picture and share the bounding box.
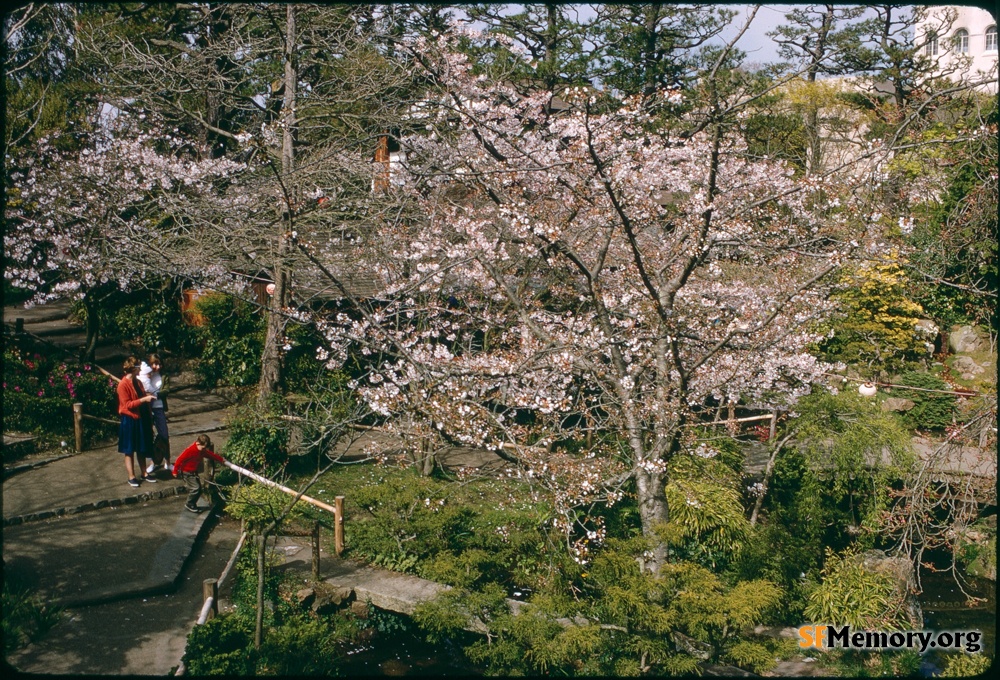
[543,3,558,90]
[641,3,662,104]
[806,105,822,174]
[259,250,289,401]
[635,466,670,572]
[804,8,832,175]
[82,292,100,362]
[258,4,297,402]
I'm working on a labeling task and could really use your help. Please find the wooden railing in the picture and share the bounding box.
[72,402,119,453]
[70,390,345,556]
[223,460,345,557]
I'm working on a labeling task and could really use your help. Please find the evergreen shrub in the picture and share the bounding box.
[192,293,265,387]
[222,396,290,471]
[897,371,956,431]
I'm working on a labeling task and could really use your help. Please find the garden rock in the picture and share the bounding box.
[948,325,984,354]
[296,587,316,608]
[311,595,338,615]
[881,397,915,412]
[330,586,354,605]
[951,356,985,380]
[310,585,354,614]
[914,319,940,355]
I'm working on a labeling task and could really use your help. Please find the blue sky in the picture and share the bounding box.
[726,4,797,65]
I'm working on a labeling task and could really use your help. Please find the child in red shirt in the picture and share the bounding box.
[172,435,225,513]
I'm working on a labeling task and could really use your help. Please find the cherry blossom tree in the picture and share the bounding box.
[4,110,247,357]
[57,3,417,394]
[304,30,901,572]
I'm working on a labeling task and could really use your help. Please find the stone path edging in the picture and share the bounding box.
[3,425,227,482]
[3,482,189,527]
[3,452,77,478]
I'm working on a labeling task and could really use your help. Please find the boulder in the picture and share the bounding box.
[915,320,940,355]
[329,586,354,606]
[881,397,915,412]
[311,595,337,615]
[949,325,984,354]
[295,587,316,608]
[311,585,354,615]
[951,356,985,380]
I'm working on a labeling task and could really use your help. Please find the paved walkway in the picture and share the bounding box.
[3,301,241,674]
[5,515,244,676]
[3,300,126,376]
[3,300,480,674]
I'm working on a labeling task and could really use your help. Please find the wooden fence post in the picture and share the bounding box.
[334,496,345,556]
[203,578,218,619]
[769,411,777,441]
[312,521,321,581]
[73,403,84,453]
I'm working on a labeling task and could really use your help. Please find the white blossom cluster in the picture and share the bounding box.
[297,30,894,551]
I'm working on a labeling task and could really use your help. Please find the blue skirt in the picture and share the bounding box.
[118,414,152,456]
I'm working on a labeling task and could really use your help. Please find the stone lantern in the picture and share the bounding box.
[858,382,877,397]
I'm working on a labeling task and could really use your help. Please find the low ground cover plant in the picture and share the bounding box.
[289,459,807,675]
[296,463,566,594]
[2,572,62,652]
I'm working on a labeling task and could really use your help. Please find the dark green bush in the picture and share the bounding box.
[183,615,256,675]
[222,396,290,472]
[342,467,563,593]
[72,284,197,355]
[193,293,265,387]
[283,322,331,393]
[257,614,349,676]
[112,297,197,355]
[183,538,358,675]
[897,371,956,431]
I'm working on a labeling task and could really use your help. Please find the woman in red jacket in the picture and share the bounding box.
[117,356,157,488]
[172,434,225,513]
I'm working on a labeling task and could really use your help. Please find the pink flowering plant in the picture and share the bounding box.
[299,31,893,571]
[2,348,116,444]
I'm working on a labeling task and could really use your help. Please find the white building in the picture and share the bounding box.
[917,6,998,93]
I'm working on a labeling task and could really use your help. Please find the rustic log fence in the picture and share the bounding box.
[174,529,247,675]
[72,402,120,453]
[223,460,345,557]
[178,514,333,674]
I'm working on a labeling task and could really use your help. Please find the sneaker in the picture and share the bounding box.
[185,505,203,513]
[128,478,140,488]
[146,462,156,474]
[142,474,158,483]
